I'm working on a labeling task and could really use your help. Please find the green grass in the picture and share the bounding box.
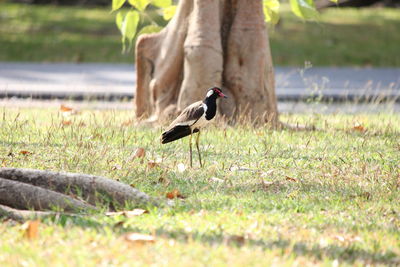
[0,3,399,66]
[0,107,399,266]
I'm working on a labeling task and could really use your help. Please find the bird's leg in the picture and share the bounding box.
[189,132,193,168]
[195,131,203,167]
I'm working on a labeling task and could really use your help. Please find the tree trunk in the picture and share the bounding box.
[135,0,278,125]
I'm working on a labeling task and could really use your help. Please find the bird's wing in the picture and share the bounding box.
[169,101,204,128]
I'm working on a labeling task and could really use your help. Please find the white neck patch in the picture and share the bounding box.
[206,90,213,98]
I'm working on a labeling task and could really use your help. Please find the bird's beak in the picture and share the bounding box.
[219,92,228,98]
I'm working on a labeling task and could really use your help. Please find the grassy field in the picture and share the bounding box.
[0,107,399,266]
[0,3,399,66]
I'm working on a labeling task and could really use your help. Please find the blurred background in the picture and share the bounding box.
[1,0,399,66]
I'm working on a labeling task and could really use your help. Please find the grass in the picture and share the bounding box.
[0,107,399,266]
[0,3,399,66]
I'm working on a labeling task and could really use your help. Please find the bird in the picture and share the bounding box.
[161,87,227,167]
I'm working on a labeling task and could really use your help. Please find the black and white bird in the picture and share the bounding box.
[161,87,227,167]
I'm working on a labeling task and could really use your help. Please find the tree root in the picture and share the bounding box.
[0,204,70,222]
[0,177,96,212]
[0,168,158,221]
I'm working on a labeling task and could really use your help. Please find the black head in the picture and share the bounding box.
[206,87,228,99]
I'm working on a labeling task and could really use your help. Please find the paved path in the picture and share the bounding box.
[0,63,399,101]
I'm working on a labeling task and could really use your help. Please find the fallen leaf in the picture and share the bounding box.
[166,189,185,199]
[285,176,298,182]
[147,161,159,169]
[177,163,186,173]
[352,123,365,132]
[106,209,148,218]
[19,150,32,155]
[124,233,155,245]
[62,120,72,126]
[60,104,73,112]
[24,220,40,240]
[132,148,146,159]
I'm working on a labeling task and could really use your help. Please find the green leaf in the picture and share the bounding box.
[128,0,150,11]
[263,0,280,24]
[290,0,319,20]
[151,0,171,8]
[163,5,177,21]
[112,0,126,11]
[122,10,140,41]
[138,25,163,36]
[116,11,125,33]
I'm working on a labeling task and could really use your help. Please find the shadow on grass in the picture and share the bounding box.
[155,227,400,265]
[39,213,398,265]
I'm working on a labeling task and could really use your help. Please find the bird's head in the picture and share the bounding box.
[206,87,228,99]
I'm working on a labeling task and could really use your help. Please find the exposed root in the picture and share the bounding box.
[0,168,158,216]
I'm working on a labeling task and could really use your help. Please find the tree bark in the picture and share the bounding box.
[0,178,96,212]
[135,0,278,125]
[0,168,155,209]
[0,168,158,219]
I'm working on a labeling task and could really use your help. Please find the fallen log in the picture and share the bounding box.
[0,168,156,209]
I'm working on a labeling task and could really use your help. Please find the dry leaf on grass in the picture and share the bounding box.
[132,148,146,159]
[352,123,366,132]
[124,233,155,245]
[106,209,148,218]
[285,176,298,182]
[23,220,40,240]
[166,189,185,199]
[60,104,79,116]
[62,120,72,126]
[147,161,160,169]
[60,104,73,112]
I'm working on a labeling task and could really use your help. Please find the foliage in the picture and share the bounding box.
[0,107,399,265]
[111,0,339,49]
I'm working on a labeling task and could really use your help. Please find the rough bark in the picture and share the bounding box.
[0,168,158,219]
[0,178,96,212]
[0,204,68,222]
[0,168,155,209]
[135,0,278,125]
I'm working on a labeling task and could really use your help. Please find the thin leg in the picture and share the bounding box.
[195,131,203,167]
[189,132,193,168]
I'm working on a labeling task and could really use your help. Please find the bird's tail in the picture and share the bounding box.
[161,125,192,144]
